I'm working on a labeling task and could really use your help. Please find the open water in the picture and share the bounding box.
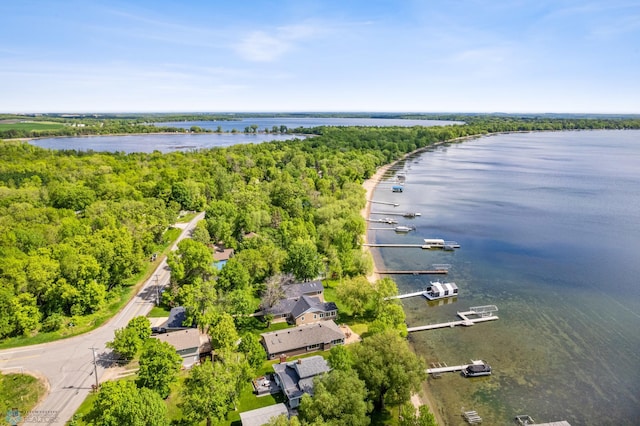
[368,130,640,425]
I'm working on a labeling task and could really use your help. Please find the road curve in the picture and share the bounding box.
[0,212,205,425]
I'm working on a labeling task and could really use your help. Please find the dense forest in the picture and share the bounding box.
[2,117,640,340]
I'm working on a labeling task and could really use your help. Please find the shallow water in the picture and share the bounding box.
[369,130,640,425]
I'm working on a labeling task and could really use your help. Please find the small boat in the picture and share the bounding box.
[379,217,398,224]
[462,361,492,377]
[392,185,404,192]
[403,212,421,218]
[394,225,415,233]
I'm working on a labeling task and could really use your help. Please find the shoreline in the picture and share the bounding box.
[360,141,459,426]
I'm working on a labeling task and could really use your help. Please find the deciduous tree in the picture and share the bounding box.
[136,339,183,398]
[352,331,426,410]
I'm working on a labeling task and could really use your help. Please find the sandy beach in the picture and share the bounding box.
[360,148,446,425]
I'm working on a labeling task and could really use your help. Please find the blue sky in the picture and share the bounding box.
[1,0,639,113]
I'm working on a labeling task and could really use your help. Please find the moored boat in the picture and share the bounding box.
[462,360,492,377]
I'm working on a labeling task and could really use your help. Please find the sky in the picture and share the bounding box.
[1,0,639,114]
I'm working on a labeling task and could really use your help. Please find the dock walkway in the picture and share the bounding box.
[426,359,486,375]
[407,305,499,332]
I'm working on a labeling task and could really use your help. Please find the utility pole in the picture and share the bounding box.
[154,274,160,305]
[90,347,99,390]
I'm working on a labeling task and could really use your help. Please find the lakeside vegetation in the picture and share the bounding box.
[3,115,640,424]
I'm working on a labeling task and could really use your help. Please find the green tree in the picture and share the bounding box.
[136,339,183,398]
[398,403,437,426]
[327,345,353,372]
[167,239,213,286]
[299,369,372,426]
[208,312,239,352]
[106,327,142,360]
[352,331,426,410]
[106,316,151,360]
[127,316,152,341]
[88,380,168,426]
[180,360,225,426]
[368,303,407,337]
[336,276,374,317]
[284,239,323,281]
[238,332,266,371]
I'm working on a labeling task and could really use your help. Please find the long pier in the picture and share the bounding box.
[426,359,486,375]
[376,270,448,275]
[407,306,499,332]
[363,243,438,249]
[368,200,399,206]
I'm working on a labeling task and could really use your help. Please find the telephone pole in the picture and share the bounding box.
[90,347,99,390]
[154,274,160,305]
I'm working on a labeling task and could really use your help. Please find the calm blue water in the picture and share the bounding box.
[30,133,302,153]
[32,117,460,153]
[154,117,462,132]
[369,130,640,425]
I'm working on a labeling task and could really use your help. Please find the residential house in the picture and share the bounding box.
[260,320,345,360]
[264,281,337,325]
[239,403,288,426]
[272,356,330,408]
[213,245,234,270]
[152,328,206,368]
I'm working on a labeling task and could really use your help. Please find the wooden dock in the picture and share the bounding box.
[426,359,486,375]
[368,200,399,206]
[363,243,443,250]
[387,290,427,300]
[376,269,448,275]
[407,305,499,332]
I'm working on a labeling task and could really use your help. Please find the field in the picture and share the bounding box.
[0,121,65,132]
[0,373,47,420]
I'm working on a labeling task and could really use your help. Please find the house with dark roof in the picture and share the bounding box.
[263,281,337,325]
[165,306,194,331]
[272,356,331,408]
[260,320,345,360]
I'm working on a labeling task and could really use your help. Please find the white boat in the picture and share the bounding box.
[424,281,458,300]
[403,212,421,218]
[394,225,415,233]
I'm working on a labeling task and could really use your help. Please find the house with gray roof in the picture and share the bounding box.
[272,356,331,408]
[152,328,205,368]
[239,403,288,426]
[264,281,337,325]
[260,320,345,360]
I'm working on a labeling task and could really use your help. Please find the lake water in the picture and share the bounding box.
[154,117,462,132]
[30,133,304,153]
[368,130,640,425]
[31,117,460,153]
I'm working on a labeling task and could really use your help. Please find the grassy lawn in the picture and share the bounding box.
[0,226,182,350]
[0,121,65,132]
[147,305,172,318]
[0,373,47,420]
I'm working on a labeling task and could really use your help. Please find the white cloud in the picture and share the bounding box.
[232,22,332,62]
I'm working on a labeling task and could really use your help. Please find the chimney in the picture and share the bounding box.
[297,358,302,365]
[279,354,287,364]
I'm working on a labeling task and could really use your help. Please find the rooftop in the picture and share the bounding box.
[239,403,288,426]
[152,328,201,351]
[261,320,344,355]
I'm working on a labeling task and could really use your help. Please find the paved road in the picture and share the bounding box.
[0,212,205,425]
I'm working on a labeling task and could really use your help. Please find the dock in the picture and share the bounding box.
[376,269,448,275]
[407,305,499,332]
[363,243,450,249]
[426,359,487,375]
[387,290,428,300]
[368,200,399,206]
